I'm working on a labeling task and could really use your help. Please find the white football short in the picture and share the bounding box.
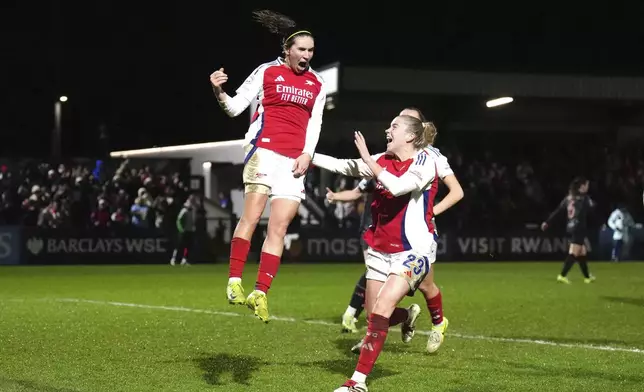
[242,145,306,201]
[365,242,437,290]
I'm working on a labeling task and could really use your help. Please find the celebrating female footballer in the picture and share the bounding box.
[313,114,457,391]
[210,10,326,323]
[329,107,463,356]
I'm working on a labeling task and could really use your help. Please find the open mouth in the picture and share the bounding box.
[298,61,308,68]
[385,135,393,143]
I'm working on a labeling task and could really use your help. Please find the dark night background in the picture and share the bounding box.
[4,2,644,157]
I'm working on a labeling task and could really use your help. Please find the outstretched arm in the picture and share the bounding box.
[313,153,380,178]
[376,157,437,197]
[326,187,363,203]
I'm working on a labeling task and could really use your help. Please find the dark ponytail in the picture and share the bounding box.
[252,10,313,51]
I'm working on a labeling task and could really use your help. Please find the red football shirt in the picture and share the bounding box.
[362,152,439,254]
[235,58,326,159]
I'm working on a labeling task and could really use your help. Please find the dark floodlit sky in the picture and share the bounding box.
[3,2,644,156]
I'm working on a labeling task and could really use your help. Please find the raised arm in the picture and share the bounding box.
[210,64,265,118]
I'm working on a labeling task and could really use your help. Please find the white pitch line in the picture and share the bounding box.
[54,298,644,355]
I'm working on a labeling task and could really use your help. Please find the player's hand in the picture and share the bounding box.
[540,222,548,231]
[325,187,337,203]
[292,153,311,178]
[354,131,371,162]
[210,67,228,89]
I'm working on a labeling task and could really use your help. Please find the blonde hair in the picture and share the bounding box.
[423,122,438,146]
[399,115,438,148]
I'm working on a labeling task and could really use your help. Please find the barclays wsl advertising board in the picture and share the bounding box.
[0,226,21,265]
[19,227,170,265]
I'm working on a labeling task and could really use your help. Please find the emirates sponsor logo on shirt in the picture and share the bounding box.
[276,84,313,105]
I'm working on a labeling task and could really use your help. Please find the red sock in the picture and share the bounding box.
[388,307,409,326]
[426,291,444,325]
[229,237,251,279]
[356,314,389,376]
[255,252,281,293]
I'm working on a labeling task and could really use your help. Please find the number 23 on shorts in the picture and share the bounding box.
[403,254,429,276]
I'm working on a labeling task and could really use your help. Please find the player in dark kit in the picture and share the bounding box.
[171,195,197,266]
[326,179,376,333]
[541,176,596,284]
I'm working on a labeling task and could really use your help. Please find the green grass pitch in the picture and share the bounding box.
[1,262,643,391]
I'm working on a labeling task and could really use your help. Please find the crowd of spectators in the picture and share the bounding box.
[1,134,642,236]
[0,159,192,232]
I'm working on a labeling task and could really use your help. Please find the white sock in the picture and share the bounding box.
[351,371,367,384]
[255,289,266,295]
[228,277,241,284]
[345,306,357,317]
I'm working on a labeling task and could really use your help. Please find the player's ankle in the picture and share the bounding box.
[351,371,367,384]
[345,306,357,317]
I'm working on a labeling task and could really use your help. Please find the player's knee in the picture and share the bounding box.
[237,212,261,232]
[372,298,396,317]
[417,275,431,291]
[418,282,435,299]
[241,207,262,222]
[265,220,289,242]
[239,189,269,224]
[266,199,299,238]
